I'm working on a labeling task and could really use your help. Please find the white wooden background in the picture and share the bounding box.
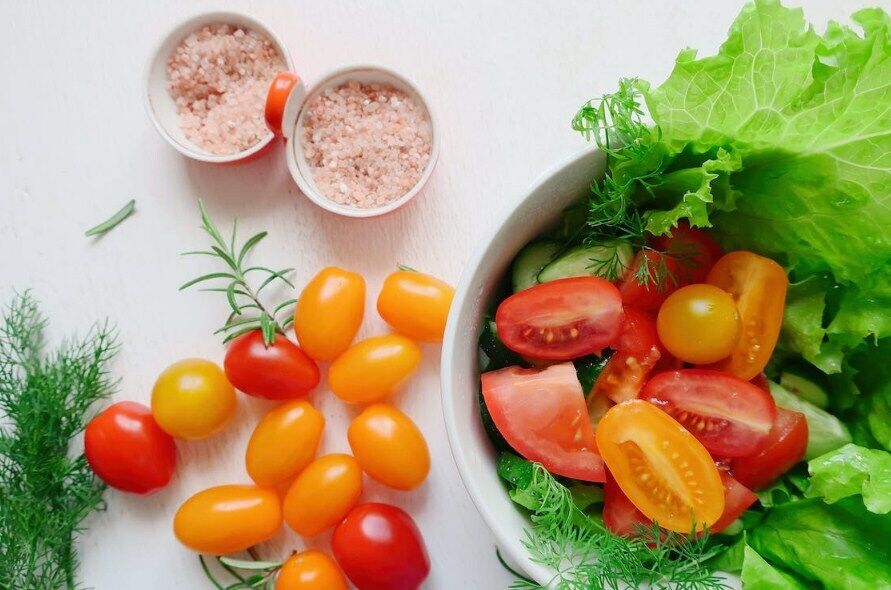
[0,1,881,588]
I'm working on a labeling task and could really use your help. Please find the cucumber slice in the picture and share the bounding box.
[769,381,851,460]
[537,241,633,284]
[511,241,561,292]
[780,371,829,409]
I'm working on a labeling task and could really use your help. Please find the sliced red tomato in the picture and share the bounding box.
[619,250,680,311]
[731,408,808,490]
[495,277,624,361]
[481,363,605,481]
[750,372,771,393]
[653,222,723,284]
[711,471,758,533]
[591,308,662,403]
[603,472,652,538]
[640,369,777,457]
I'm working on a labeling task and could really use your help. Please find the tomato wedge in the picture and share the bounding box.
[481,363,605,481]
[603,472,653,538]
[640,370,777,457]
[496,277,624,360]
[590,308,662,404]
[652,222,723,284]
[711,471,758,533]
[731,408,808,490]
[619,250,680,311]
[596,400,724,532]
[706,251,788,380]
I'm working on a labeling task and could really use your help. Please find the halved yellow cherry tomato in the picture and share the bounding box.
[173,484,281,554]
[377,270,454,342]
[706,251,788,380]
[246,400,324,487]
[152,358,236,439]
[348,404,430,490]
[295,267,365,361]
[276,550,348,590]
[328,335,421,404]
[283,454,362,537]
[657,284,740,364]
[595,400,724,533]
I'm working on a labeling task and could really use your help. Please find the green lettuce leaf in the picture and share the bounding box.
[770,382,852,459]
[740,546,810,590]
[806,443,891,513]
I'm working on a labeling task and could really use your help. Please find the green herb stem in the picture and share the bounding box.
[85,199,136,237]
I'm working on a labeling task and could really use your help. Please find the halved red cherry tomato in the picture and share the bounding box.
[711,471,758,533]
[224,330,320,400]
[750,372,771,393]
[482,363,605,481]
[640,369,777,457]
[652,222,723,284]
[731,408,808,490]
[603,473,652,538]
[619,250,680,311]
[591,308,662,403]
[596,400,724,532]
[495,277,624,361]
[332,503,430,590]
[706,251,788,380]
[85,401,176,494]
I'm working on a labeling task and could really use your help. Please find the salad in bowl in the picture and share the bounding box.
[443,1,891,588]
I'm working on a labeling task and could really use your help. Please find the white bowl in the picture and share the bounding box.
[281,65,439,218]
[144,12,294,164]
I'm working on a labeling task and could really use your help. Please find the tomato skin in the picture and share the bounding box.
[151,358,236,439]
[328,335,421,404]
[295,267,365,361]
[496,277,624,361]
[348,404,430,491]
[276,550,348,590]
[711,471,757,533]
[173,485,282,554]
[652,222,723,284]
[224,331,320,400]
[706,251,788,380]
[332,503,430,590]
[657,284,740,365]
[603,473,652,538]
[640,369,777,457]
[246,400,325,487]
[482,363,605,482]
[377,270,454,342]
[592,308,662,403]
[596,400,724,532]
[731,408,808,490]
[85,401,176,494]
[619,250,680,311]
[283,454,363,537]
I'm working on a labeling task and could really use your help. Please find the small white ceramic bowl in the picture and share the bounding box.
[273,65,439,218]
[145,12,294,164]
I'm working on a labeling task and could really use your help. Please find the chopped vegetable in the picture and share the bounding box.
[805,443,891,514]
[511,240,561,291]
[770,381,851,460]
[84,198,135,237]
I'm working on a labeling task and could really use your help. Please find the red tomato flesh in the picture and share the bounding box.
[711,471,758,533]
[592,308,662,403]
[619,250,679,311]
[652,222,723,284]
[495,277,624,361]
[481,363,605,481]
[224,330,320,400]
[731,408,808,490]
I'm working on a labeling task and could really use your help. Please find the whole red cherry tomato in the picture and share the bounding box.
[224,330,320,400]
[332,503,430,590]
[84,401,176,494]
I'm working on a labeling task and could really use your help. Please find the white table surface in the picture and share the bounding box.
[1,1,883,588]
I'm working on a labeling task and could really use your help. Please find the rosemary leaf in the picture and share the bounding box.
[237,232,268,267]
[179,272,237,291]
[84,199,135,237]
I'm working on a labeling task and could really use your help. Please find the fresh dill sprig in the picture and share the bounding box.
[0,291,117,590]
[180,200,296,346]
[508,464,730,590]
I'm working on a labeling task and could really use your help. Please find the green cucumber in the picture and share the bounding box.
[537,241,633,283]
[511,241,562,292]
[780,370,829,409]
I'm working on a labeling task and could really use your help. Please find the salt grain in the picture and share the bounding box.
[166,24,285,155]
[301,81,433,209]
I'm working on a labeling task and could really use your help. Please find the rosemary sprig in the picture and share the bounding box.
[180,200,296,346]
[200,553,284,590]
[85,199,136,237]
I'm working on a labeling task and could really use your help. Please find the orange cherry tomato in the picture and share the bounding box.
[276,550,348,590]
[173,485,282,554]
[246,400,325,487]
[706,251,788,380]
[657,284,740,365]
[328,335,421,404]
[295,267,366,361]
[348,404,430,490]
[595,400,724,533]
[151,358,237,440]
[377,270,454,342]
[283,454,363,537]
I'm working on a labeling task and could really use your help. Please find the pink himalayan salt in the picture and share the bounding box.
[166,24,285,155]
[301,81,433,208]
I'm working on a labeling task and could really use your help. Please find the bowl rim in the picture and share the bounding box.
[143,10,295,163]
[440,145,599,585]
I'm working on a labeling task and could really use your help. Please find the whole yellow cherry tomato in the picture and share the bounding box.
[377,269,454,342]
[283,454,362,537]
[348,404,430,490]
[152,358,236,439]
[328,335,421,404]
[657,284,740,365]
[246,400,325,487]
[173,485,281,554]
[295,267,365,361]
[276,549,348,590]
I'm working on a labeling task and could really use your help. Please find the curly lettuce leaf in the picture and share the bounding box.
[806,443,891,513]
[740,546,810,590]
